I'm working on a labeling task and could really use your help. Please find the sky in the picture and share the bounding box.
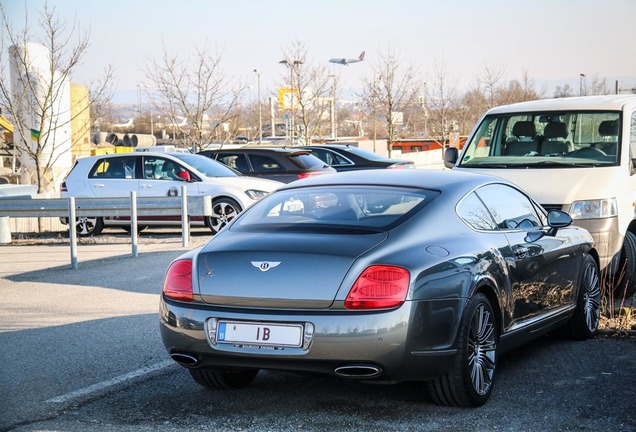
[4,0,636,104]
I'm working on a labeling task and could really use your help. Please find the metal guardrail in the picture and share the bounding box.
[0,187,212,269]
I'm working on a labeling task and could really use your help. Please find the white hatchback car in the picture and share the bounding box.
[60,152,282,236]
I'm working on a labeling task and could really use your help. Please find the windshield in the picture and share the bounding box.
[231,185,439,233]
[171,153,239,177]
[458,111,621,168]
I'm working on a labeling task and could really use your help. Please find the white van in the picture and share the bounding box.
[444,95,636,297]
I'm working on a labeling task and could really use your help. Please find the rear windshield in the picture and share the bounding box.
[458,110,621,168]
[231,185,439,233]
[287,152,328,169]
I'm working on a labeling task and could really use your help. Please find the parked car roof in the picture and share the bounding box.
[198,147,336,183]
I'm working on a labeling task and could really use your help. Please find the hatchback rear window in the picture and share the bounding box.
[286,152,327,169]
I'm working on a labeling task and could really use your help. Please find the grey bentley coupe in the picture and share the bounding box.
[159,169,600,407]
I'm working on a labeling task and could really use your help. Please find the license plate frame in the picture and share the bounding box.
[216,320,303,348]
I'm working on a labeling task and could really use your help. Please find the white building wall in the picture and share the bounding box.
[9,43,72,188]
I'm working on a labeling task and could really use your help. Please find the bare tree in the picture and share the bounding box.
[426,58,457,145]
[361,47,420,155]
[145,41,246,151]
[554,84,574,98]
[278,40,333,144]
[0,2,113,193]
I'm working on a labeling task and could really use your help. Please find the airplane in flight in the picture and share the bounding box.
[112,118,134,128]
[329,51,365,66]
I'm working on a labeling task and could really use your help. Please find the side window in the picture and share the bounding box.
[217,154,249,172]
[250,154,280,171]
[475,184,542,230]
[89,157,136,179]
[457,192,497,230]
[143,157,185,181]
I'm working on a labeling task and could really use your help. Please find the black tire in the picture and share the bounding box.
[427,293,497,407]
[564,254,600,340]
[122,225,148,234]
[75,216,103,237]
[207,198,241,234]
[614,231,636,298]
[189,368,258,390]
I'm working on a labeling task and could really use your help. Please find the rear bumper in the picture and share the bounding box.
[159,296,463,382]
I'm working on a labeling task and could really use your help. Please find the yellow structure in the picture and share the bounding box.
[90,147,133,156]
[70,83,92,160]
[0,115,13,133]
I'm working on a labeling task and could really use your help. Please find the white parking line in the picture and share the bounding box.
[45,360,175,404]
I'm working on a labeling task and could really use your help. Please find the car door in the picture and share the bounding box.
[138,156,200,198]
[86,155,140,197]
[475,183,578,325]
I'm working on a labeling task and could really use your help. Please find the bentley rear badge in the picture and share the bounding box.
[251,261,281,272]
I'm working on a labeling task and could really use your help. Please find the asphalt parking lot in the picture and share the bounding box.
[1,229,635,431]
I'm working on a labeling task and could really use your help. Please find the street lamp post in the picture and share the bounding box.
[579,73,586,96]
[328,74,337,140]
[136,84,142,127]
[253,69,262,144]
[279,59,302,143]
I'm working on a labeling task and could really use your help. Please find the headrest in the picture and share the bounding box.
[598,120,618,136]
[512,121,536,137]
[543,122,568,139]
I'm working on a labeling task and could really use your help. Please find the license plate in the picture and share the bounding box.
[217,321,303,347]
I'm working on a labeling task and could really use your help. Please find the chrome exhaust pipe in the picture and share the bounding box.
[334,365,383,379]
[170,352,199,367]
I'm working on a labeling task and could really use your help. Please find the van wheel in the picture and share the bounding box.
[75,217,103,237]
[615,231,636,298]
[207,198,241,234]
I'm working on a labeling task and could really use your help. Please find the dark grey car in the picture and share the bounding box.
[159,169,600,407]
[198,147,336,183]
[297,144,414,171]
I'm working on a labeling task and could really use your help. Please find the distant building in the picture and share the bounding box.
[9,42,72,190]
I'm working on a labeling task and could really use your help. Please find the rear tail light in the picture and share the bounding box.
[345,265,410,309]
[163,259,193,302]
[297,171,324,180]
[60,181,67,192]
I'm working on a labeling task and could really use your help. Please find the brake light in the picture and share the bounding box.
[345,265,410,309]
[163,259,193,302]
[60,181,67,192]
[297,171,324,180]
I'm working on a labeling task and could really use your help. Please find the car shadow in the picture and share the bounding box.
[6,249,184,293]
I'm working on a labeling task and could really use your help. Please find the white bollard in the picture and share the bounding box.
[0,216,11,244]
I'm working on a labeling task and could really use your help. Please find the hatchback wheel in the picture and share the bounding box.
[207,198,241,234]
[189,368,258,390]
[564,254,600,340]
[428,293,497,407]
[75,216,103,237]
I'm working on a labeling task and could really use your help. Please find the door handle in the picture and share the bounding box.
[140,184,152,189]
[93,183,104,188]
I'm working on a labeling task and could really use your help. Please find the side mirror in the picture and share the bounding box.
[444,147,458,169]
[176,171,192,182]
[547,210,572,236]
